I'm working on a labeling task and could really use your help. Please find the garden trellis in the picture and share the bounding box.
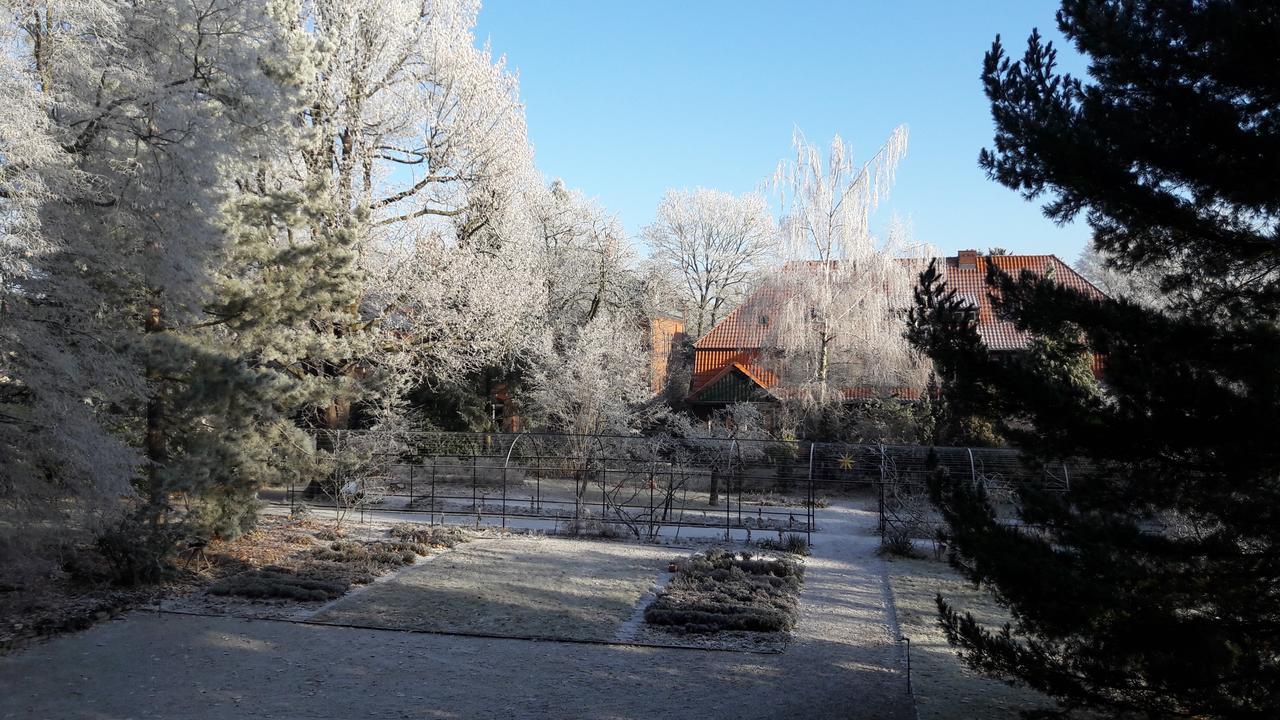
[283,431,1082,543]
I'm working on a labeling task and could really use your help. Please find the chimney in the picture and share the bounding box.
[957,249,979,269]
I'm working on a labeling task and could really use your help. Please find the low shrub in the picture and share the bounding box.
[209,567,347,602]
[758,533,811,556]
[877,533,924,559]
[388,524,470,549]
[312,539,425,569]
[95,515,180,586]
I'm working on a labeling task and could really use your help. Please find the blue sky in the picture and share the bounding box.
[474,1,1091,261]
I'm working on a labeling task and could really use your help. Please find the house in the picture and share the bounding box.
[686,250,1107,408]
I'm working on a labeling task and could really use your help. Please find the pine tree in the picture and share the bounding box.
[908,2,1280,717]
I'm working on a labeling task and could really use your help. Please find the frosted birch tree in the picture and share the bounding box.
[764,128,931,405]
[643,188,776,338]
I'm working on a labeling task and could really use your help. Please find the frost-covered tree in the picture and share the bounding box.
[292,0,545,432]
[643,188,775,338]
[1074,244,1169,309]
[0,1,139,575]
[0,0,346,562]
[535,179,637,329]
[764,129,931,406]
[523,312,654,437]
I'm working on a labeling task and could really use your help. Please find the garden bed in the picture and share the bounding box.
[165,519,475,621]
[639,548,804,651]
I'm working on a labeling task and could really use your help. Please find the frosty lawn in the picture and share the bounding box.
[309,535,676,641]
[886,555,1058,719]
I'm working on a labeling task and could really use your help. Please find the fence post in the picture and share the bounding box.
[967,447,977,489]
[430,458,437,526]
[806,443,815,545]
[878,444,886,538]
[726,440,736,541]
[408,464,415,511]
[649,462,655,538]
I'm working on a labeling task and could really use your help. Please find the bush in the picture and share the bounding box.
[94,515,179,586]
[312,539,426,569]
[388,524,470,549]
[209,568,347,601]
[878,533,923,559]
[759,533,810,556]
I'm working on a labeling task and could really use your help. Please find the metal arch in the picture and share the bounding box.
[502,431,529,470]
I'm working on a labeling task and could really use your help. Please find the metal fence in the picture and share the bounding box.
[276,431,1080,543]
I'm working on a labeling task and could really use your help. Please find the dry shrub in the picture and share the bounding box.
[387,524,471,549]
[644,549,804,634]
[758,533,811,556]
[209,568,347,602]
[312,540,425,570]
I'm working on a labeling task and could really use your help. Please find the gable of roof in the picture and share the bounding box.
[687,361,776,404]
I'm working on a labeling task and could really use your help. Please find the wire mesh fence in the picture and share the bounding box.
[274,431,1082,543]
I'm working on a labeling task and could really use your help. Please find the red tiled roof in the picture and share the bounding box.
[693,254,1104,352]
[694,275,789,350]
[688,253,1108,402]
[691,361,778,396]
[951,254,1104,351]
[769,385,924,401]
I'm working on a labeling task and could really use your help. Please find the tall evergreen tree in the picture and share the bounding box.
[908,2,1280,717]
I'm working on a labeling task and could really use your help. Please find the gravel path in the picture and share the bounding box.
[0,503,914,719]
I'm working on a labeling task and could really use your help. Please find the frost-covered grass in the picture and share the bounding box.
[309,535,674,641]
[886,555,1059,719]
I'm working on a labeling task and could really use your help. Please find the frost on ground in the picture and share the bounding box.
[162,518,478,622]
[886,555,1058,719]
[309,535,675,641]
[0,503,916,720]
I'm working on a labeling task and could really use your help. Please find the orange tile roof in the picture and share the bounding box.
[956,254,1105,350]
[694,275,789,350]
[693,254,1105,353]
[688,253,1107,401]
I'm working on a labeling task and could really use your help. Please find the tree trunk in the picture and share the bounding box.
[304,397,352,499]
[144,304,167,526]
